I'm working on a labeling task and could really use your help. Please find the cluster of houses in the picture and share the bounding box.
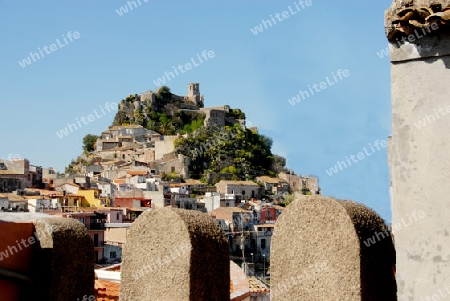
[0,154,319,265]
[0,88,320,264]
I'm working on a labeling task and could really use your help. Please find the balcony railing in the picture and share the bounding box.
[88,223,105,230]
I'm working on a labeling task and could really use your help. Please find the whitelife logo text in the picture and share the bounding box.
[18,31,81,68]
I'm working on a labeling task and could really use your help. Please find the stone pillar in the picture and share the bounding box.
[33,218,95,301]
[271,196,396,301]
[120,208,230,301]
[385,2,450,299]
[0,213,95,301]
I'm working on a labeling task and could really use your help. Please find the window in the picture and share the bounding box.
[110,251,117,259]
[171,166,175,173]
[117,212,120,220]
[94,234,99,247]
[226,202,229,207]
[261,238,266,249]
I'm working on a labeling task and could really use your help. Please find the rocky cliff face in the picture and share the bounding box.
[112,91,206,135]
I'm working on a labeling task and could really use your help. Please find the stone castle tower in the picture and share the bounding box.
[386,1,450,299]
[187,83,203,107]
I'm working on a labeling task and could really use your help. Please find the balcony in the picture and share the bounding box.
[88,223,105,230]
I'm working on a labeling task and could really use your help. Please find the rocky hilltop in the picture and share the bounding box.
[65,83,288,184]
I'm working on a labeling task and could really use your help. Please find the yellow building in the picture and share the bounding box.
[76,188,105,208]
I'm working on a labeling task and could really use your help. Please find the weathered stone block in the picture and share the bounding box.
[33,218,95,301]
[271,196,396,301]
[0,213,95,301]
[386,0,450,294]
[120,208,230,301]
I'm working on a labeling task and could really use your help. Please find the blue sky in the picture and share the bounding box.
[0,0,393,221]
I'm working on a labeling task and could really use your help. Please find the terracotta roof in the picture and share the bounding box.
[209,207,252,223]
[25,189,63,196]
[240,203,251,210]
[92,260,255,301]
[64,212,96,217]
[0,193,26,201]
[248,276,270,293]
[95,279,120,301]
[0,170,23,175]
[129,207,146,211]
[22,196,51,200]
[126,170,148,176]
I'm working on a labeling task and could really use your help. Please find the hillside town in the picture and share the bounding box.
[5,0,450,299]
[0,84,320,282]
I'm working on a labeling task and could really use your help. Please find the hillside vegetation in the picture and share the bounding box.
[174,124,277,180]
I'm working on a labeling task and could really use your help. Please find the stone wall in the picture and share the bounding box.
[0,195,398,300]
[202,108,226,127]
[277,172,320,194]
[158,156,188,178]
[386,0,450,299]
[154,136,177,160]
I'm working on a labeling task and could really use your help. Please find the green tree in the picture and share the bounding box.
[157,86,171,100]
[134,108,146,126]
[272,154,287,173]
[158,121,175,135]
[280,193,296,207]
[82,134,99,152]
[113,109,129,126]
[175,124,274,181]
